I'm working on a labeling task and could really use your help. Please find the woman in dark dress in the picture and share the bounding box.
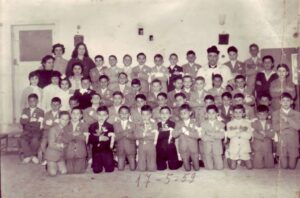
[36,55,56,88]
[66,42,96,78]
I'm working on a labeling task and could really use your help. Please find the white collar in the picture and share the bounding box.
[281,108,291,114]
[183,119,190,126]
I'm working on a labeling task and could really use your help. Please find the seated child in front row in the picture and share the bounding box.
[272,92,300,169]
[173,104,201,171]
[20,93,44,164]
[88,106,115,173]
[134,105,158,171]
[226,104,253,170]
[114,106,136,171]
[38,97,61,165]
[44,111,70,176]
[62,107,88,174]
[251,105,275,169]
[156,106,182,170]
[201,105,225,170]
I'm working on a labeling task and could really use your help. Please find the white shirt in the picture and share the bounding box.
[52,111,58,118]
[259,120,266,130]
[183,119,191,126]
[121,120,128,130]
[30,107,36,116]
[57,89,72,111]
[72,121,79,132]
[119,84,125,92]
[197,64,233,90]
[224,105,230,115]
[251,57,258,63]
[42,84,61,112]
[281,108,291,115]
[230,60,236,67]
[263,70,275,81]
[101,88,107,94]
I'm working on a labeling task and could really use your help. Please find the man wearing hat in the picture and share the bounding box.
[196,46,233,90]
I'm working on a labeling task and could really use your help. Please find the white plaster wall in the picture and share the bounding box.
[0,0,299,124]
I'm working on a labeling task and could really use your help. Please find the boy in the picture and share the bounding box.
[173,104,200,171]
[147,79,163,108]
[218,92,234,124]
[73,77,96,110]
[134,105,158,171]
[272,92,300,169]
[108,91,124,124]
[130,94,147,123]
[252,105,275,169]
[182,75,193,102]
[105,55,123,87]
[233,93,255,121]
[231,75,255,106]
[89,55,107,84]
[44,111,69,176]
[131,53,152,93]
[110,72,131,97]
[171,93,187,122]
[62,107,88,174]
[150,54,168,92]
[156,106,182,170]
[153,92,169,122]
[113,105,136,171]
[223,46,246,76]
[201,105,225,170]
[94,75,113,107]
[42,71,61,112]
[244,43,263,93]
[190,76,208,122]
[167,76,183,107]
[226,104,253,169]
[88,106,115,173]
[38,97,62,164]
[208,74,226,107]
[168,53,183,92]
[20,94,44,164]
[20,71,42,109]
[68,96,79,111]
[125,78,145,107]
[181,50,202,79]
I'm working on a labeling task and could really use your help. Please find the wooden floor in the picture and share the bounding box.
[1,154,300,198]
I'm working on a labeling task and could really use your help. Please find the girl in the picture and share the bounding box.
[58,77,72,111]
[69,62,83,93]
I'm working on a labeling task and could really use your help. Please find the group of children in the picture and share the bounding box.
[19,43,300,176]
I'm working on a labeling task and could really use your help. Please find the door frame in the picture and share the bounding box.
[10,23,57,122]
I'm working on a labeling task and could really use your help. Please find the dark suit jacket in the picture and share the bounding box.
[73,89,96,109]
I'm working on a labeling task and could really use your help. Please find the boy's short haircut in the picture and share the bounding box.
[233,93,245,99]
[113,91,124,98]
[118,72,128,78]
[119,105,130,113]
[137,52,146,59]
[221,92,232,99]
[195,76,205,82]
[60,77,72,88]
[180,103,192,111]
[51,97,62,104]
[206,104,219,113]
[28,93,38,100]
[52,43,65,54]
[262,55,274,63]
[169,53,178,58]
[256,105,269,113]
[41,55,55,64]
[276,64,290,73]
[212,74,223,81]
[69,96,78,103]
[59,111,70,118]
[99,75,110,81]
[249,43,259,50]
[183,75,192,80]
[227,46,238,53]
[81,76,91,82]
[258,93,272,101]
[186,50,196,56]
[174,92,186,99]
[160,106,171,113]
[123,54,132,59]
[154,54,163,59]
[28,71,39,80]
[91,93,101,99]
[72,62,84,71]
[234,74,246,81]
[151,79,162,85]
[280,92,293,100]
[131,78,141,86]
[233,104,245,112]
[157,92,168,99]
[97,106,109,114]
[225,84,234,92]
[204,95,215,102]
[135,94,147,101]
[51,71,61,78]
[174,76,183,82]
[94,55,104,60]
[109,55,117,59]
[141,105,152,113]
[71,106,83,114]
